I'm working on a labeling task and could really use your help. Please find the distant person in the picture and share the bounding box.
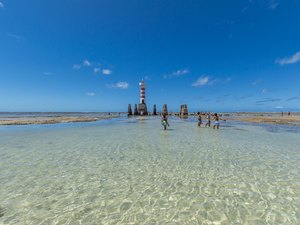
[213,113,220,129]
[281,112,284,116]
[205,112,211,127]
[288,112,291,116]
[197,112,202,127]
[161,113,169,130]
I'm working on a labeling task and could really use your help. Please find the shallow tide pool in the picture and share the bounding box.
[0,117,300,225]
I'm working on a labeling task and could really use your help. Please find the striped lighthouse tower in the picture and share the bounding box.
[139,80,146,104]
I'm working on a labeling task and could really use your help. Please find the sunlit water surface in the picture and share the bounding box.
[0,117,299,225]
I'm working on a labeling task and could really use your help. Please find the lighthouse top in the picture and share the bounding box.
[139,80,145,86]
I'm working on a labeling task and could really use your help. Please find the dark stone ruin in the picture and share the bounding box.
[153,104,157,115]
[180,104,188,117]
[128,104,132,116]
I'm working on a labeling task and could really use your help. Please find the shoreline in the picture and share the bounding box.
[1,113,300,126]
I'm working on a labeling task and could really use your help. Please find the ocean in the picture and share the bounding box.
[0,116,299,224]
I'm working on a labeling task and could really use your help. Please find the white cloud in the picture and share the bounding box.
[86,92,95,97]
[164,69,189,79]
[192,76,214,87]
[73,64,81,70]
[276,51,300,65]
[83,60,91,67]
[0,2,4,8]
[94,68,100,73]
[107,81,129,89]
[172,69,189,76]
[102,69,112,75]
[274,106,284,109]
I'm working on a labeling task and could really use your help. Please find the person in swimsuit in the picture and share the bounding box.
[213,113,220,129]
[197,112,202,127]
[161,113,169,130]
[205,112,211,127]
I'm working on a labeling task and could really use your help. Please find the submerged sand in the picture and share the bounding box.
[0,115,118,125]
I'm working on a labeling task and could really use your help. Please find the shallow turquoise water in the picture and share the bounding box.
[0,117,299,225]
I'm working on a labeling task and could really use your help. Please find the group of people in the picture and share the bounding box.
[197,112,220,129]
[161,112,220,130]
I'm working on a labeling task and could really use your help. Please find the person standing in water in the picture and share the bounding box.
[205,112,211,127]
[197,112,202,127]
[161,113,169,130]
[213,113,220,129]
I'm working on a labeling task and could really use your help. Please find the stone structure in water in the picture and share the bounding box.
[180,104,188,117]
[153,104,157,115]
[128,104,132,116]
[134,104,138,116]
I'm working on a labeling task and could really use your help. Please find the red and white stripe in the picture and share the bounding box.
[139,80,146,103]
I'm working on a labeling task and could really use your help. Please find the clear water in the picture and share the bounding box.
[0,117,299,225]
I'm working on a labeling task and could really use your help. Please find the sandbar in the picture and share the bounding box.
[0,115,118,126]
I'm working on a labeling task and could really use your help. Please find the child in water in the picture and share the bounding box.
[205,112,211,127]
[197,112,202,127]
[161,113,170,130]
[213,113,220,129]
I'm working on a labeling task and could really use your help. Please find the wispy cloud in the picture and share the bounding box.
[261,88,268,94]
[256,98,281,103]
[252,79,262,85]
[268,0,279,10]
[107,81,129,89]
[286,96,300,101]
[0,2,4,8]
[73,64,81,70]
[94,68,100,74]
[164,69,189,79]
[86,92,95,97]
[276,51,300,65]
[102,69,112,75]
[274,105,284,109]
[7,32,26,42]
[83,60,91,67]
[192,76,211,87]
[248,0,279,10]
[192,76,230,87]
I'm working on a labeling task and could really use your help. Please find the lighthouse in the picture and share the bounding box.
[138,79,148,115]
[139,80,146,104]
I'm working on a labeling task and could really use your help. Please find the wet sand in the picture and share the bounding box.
[228,115,300,126]
[0,115,118,125]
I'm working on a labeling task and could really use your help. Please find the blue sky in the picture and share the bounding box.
[0,0,300,112]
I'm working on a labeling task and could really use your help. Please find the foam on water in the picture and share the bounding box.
[0,117,299,224]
